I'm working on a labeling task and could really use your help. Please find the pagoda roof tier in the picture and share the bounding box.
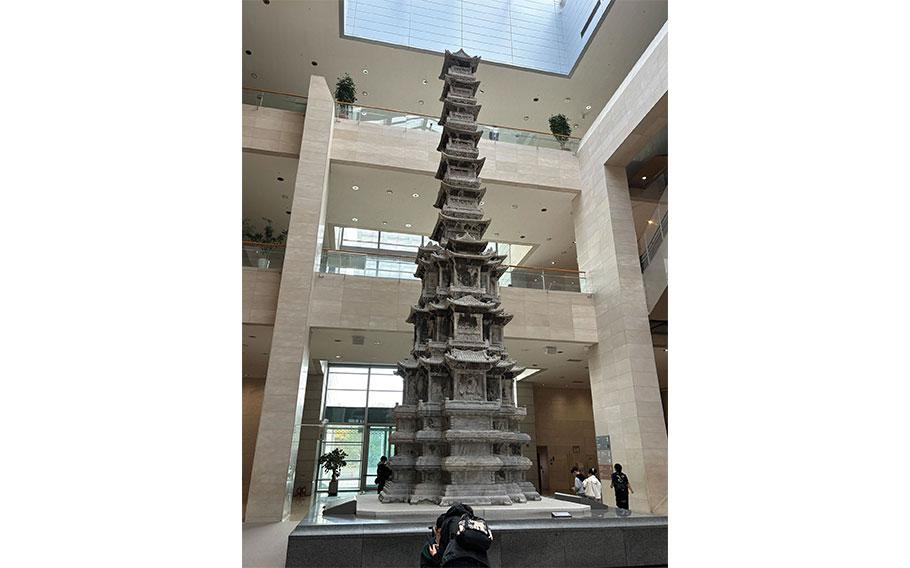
[439,49,481,78]
[434,184,486,209]
[438,100,481,124]
[439,119,480,137]
[438,179,484,194]
[397,357,419,370]
[445,348,499,366]
[440,76,481,100]
[492,311,514,324]
[418,353,445,367]
[430,214,490,243]
[436,128,482,153]
[405,305,431,323]
[447,294,499,312]
[435,153,486,179]
[446,232,489,252]
[444,248,493,262]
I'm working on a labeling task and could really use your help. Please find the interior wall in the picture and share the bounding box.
[293,362,326,496]
[242,377,267,517]
[516,383,539,492]
[531,385,598,494]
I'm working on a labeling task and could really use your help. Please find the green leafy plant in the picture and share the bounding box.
[243,217,287,244]
[334,73,358,104]
[548,114,572,146]
[318,448,348,478]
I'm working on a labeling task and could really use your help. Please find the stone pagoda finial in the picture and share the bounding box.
[380,49,540,506]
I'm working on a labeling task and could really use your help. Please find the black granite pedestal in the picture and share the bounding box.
[286,514,667,568]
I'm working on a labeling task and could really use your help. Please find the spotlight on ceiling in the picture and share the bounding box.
[641,176,647,180]
[405,223,412,228]
[362,91,368,96]
[647,220,655,225]
[362,68,368,74]
[352,217,359,222]
[422,79,428,85]
[412,193,420,198]
[335,355,341,359]
[418,100,424,105]
[585,105,592,110]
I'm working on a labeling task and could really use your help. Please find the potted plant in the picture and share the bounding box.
[243,217,287,269]
[548,113,572,150]
[334,73,357,119]
[318,448,348,496]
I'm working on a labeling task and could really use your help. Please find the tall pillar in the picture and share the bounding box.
[574,163,668,515]
[245,76,334,522]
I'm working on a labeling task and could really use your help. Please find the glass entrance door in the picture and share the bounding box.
[363,426,394,490]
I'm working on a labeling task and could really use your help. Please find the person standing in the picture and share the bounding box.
[571,466,586,496]
[582,467,602,501]
[610,463,634,511]
[375,455,392,494]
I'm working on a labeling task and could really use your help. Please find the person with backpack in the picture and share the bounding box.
[571,466,586,496]
[582,467,603,502]
[375,456,392,494]
[423,503,492,567]
[610,463,634,512]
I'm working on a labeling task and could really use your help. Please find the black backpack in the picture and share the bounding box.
[454,513,493,551]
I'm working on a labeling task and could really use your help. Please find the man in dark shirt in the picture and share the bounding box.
[610,463,634,512]
[375,456,392,494]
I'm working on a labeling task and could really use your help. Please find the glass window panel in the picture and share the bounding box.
[369,373,403,392]
[323,406,365,423]
[341,227,380,249]
[323,426,364,443]
[367,407,394,423]
[367,390,401,408]
[325,389,367,407]
[327,370,369,390]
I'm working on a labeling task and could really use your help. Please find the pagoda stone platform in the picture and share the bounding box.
[356,493,591,520]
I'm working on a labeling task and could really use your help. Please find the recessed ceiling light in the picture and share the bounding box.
[362,68,369,74]
[573,123,579,128]
[352,185,359,190]
[245,49,252,55]
[546,237,552,241]
[532,363,539,366]
[405,223,412,228]
[479,201,485,205]
[262,0,270,4]
[479,89,484,93]
[519,235,526,239]
[585,105,592,110]
[641,176,647,180]
[352,217,359,222]
[281,194,288,199]
[386,189,393,195]
[360,110,366,116]
[511,204,518,209]
[248,335,256,339]
[277,177,284,182]
[412,193,420,198]
[523,116,529,121]
[285,210,291,215]
[333,339,341,342]
[564,97,571,102]
[540,208,547,212]
[493,232,499,236]
[572,240,576,244]
[647,220,655,224]
[382,221,388,225]
[422,79,428,85]
[532,97,539,102]
[373,341,382,345]
[250,73,258,79]
[418,100,424,105]
[362,91,368,96]
[561,250,567,254]
[335,355,341,359]
[551,261,556,265]
[311,60,318,66]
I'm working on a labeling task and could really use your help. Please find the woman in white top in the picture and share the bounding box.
[582,467,603,501]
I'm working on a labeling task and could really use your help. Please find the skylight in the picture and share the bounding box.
[342,0,612,76]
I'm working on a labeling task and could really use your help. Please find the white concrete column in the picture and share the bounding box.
[245,76,334,522]
[573,23,668,515]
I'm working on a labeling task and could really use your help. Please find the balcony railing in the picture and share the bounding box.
[242,87,308,113]
[319,249,589,293]
[335,101,581,152]
[243,241,285,270]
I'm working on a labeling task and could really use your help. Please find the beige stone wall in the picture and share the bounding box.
[242,268,280,325]
[293,364,325,496]
[307,273,596,342]
[242,104,304,155]
[573,22,668,515]
[516,383,538,492]
[241,377,266,517]
[532,386,598,494]
[331,119,581,191]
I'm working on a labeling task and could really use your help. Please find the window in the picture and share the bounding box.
[315,364,402,492]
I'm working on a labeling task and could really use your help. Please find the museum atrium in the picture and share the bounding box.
[242,0,667,563]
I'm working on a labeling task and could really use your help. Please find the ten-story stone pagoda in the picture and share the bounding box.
[380,50,540,506]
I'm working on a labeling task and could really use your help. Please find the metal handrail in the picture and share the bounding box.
[320,248,586,276]
[242,87,309,101]
[334,100,583,141]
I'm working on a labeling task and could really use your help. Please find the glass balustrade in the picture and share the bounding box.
[336,102,581,152]
[318,249,589,293]
[242,242,285,271]
[242,88,308,113]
